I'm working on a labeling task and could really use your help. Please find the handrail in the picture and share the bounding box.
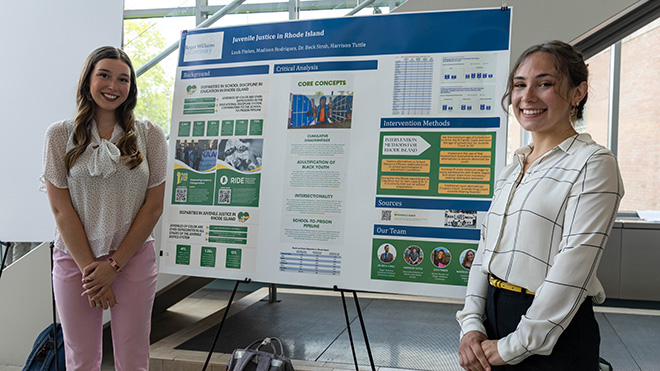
[134,0,388,77]
[124,0,396,20]
[346,0,377,16]
[136,0,247,77]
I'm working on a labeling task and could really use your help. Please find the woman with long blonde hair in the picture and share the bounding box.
[42,46,168,370]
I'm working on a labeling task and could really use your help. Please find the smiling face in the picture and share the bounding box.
[465,250,474,262]
[88,58,131,117]
[511,52,586,138]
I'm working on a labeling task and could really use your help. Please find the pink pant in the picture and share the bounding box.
[52,241,158,371]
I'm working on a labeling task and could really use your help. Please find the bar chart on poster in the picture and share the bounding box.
[159,8,512,299]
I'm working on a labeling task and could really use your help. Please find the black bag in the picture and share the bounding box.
[599,357,613,371]
[22,323,65,371]
[227,337,294,371]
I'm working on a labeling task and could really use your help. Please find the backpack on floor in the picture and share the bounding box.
[22,323,65,371]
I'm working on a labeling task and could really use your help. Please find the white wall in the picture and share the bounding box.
[0,244,56,366]
[0,243,183,366]
[0,0,124,242]
[394,0,641,66]
[0,0,123,366]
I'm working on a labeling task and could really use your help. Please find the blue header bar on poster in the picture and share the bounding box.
[273,60,378,74]
[181,65,270,79]
[178,8,510,66]
[380,117,500,129]
[375,197,491,212]
[374,224,481,241]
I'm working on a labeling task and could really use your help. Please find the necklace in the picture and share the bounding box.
[98,124,114,140]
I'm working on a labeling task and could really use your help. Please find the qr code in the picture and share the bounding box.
[218,189,231,204]
[175,188,187,203]
[381,210,392,221]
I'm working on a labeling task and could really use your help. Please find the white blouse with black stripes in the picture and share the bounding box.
[456,133,624,365]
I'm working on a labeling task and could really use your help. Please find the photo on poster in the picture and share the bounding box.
[289,93,353,129]
[431,247,452,268]
[289,73,355,129]
[444,210,477,228]
[217,138,263,172]
[459,249,476,270]
[404,245,423,266]
[175,139,219,172]
[371,238,479,286]
[377,243,397,264]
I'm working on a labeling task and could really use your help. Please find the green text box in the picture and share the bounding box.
[209,225,248,232]
[208,237,247,244]
[184,98,215,103]
[200,246,217,268]
[184,109,215,115]
[249,119,264,136]
[193,121,206,136]
[207,121,220,137]
[221,120,235,136]
[178,122,191,137]
[235,120,249,136]
[209,231,248,238]
[226,248,242,269]
[175,245,191,265]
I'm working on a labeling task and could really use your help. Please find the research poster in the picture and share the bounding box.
[159,8,512,298]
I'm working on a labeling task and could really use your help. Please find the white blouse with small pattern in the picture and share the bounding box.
[456,133,624,365]
[42,119,168,258]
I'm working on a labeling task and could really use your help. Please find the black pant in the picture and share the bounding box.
[484,285,600,371]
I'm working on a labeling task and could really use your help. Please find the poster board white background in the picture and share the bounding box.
[160,9,511,299]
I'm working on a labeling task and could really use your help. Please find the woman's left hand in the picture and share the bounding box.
[81,260,118,300]
[481,340,506,366]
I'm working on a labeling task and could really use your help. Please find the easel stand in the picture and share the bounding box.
[202,278,252,371]
[49,242,61,371]
[0,240,12,281]
[333,286,376,371]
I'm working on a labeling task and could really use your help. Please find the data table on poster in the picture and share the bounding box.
[392,56,434,115]
[279,252,342,275]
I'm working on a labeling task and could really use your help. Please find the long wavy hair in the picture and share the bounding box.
[64,46,143,174]
[501,40,589,121]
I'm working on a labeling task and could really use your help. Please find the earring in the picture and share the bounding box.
[569,105,578,123]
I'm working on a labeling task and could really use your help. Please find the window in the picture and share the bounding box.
[123,0,400,133]
[616,18,660,211]
[510,13,660,212]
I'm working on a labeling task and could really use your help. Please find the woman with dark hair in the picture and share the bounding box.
[456,40,624,371]
[42,46,167,370]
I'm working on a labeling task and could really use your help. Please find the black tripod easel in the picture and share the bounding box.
[49,241,61,371]
[0,240,12,281]
[201,277,252,371]
[333,286,376,371]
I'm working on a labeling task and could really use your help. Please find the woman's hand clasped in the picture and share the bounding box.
[481,340,505,366]
[81,260,119,303]
[86,286,118,310]
[459,331,491,371]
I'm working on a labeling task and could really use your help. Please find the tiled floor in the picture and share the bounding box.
[6,286,659,370]
[146,287,660,371]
